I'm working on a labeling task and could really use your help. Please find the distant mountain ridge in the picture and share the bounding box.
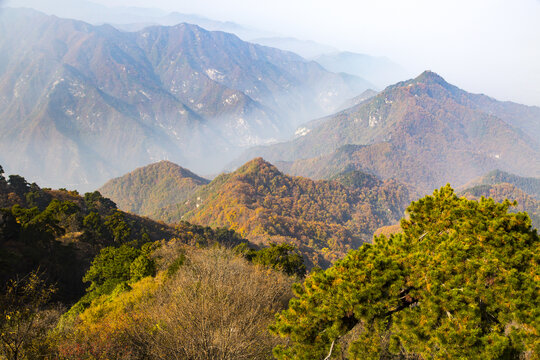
[459,183,540,229]
[7,0,275,39]
[250,37,339,59]
[99,161,209,217]
[461,170,540,200]
[0,8,369,190]
[238,71,540,192]
[315,51,409,88]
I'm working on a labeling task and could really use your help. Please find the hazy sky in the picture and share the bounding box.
[3,0,540,106]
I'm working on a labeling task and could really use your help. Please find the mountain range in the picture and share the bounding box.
[239,71,540,192]
[7,0,275,39]
[105,158,412,267]
[0,8,369,190]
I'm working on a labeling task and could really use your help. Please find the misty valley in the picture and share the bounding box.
[0,2,539,360]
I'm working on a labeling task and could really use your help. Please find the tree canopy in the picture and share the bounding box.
[270,185,540,359]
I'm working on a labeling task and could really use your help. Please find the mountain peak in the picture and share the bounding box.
[235,157,280,175]
[413,70,449,86]
[98,161,209,216]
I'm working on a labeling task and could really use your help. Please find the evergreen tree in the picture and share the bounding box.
[271,185,540,359]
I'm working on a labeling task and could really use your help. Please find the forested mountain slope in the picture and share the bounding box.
[155,158,412,266]
[0,8,368,190]
[461,169,540,200]
[99,160,209,216]
[460,182,540,229]
[0,164,243,303]
[239,71,540,192]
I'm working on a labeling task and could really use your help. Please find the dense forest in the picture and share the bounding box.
[462,170,540,200]
[0,164,308,359]
[99,161,210,217]
[1,165,538,358]
[154,158,412,267]
[271,186,539,359]
[460,182,540,229]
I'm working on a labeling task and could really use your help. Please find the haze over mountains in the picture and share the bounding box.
[315,51,408,89]
[7,0,412,88]
[241,71,540,192]
[1,4,539,200]
[0,8,369,190]
[6,0,275,39]
[1,2,540,358]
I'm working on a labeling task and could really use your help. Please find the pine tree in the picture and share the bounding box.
[270,185,540,359]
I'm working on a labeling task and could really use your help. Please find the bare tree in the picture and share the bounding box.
[0,272,59,360]
[129,247,294,360]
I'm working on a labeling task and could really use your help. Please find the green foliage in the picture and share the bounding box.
[129,254,156,281]
[57,247,294,360]
[7,175,29,197]
[25,183,52,210]
[0,271,58,360]
[104,211,132,243]
[0,209,19,242]
[461,182,540,229]
[237,243,306,277]
[73,241,158,314]
[0,168,182,305]
[166,253,186,277]
[271,185,540,359]
[84,191,117,214]
[82,211,104,244]
[83,245,141,296]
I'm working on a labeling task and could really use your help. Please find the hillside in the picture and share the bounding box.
[337,88,378,111]
[155,158,412,266]
[461,169,540,200]
[459,182,540,229]
[99,161,209,216]
[0,164,244,303]
[0,8,369,190]
[240,71,540,192]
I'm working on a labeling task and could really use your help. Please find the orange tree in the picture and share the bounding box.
[270,185,539,359]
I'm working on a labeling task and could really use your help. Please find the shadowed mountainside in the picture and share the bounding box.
[0,8,369,191]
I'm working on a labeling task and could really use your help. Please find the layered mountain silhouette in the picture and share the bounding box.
[460,182,540,229]
[147,158,412,266]
[315,51,409,88]
[240,71,540,192]
[461,169,540,200]
[0,8,368,190]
